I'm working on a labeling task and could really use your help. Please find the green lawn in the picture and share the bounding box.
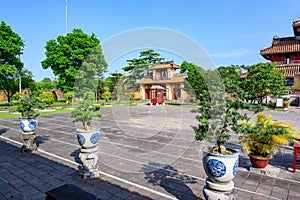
[0,108,72,119]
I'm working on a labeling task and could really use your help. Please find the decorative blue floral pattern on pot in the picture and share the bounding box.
[90,132,100,144]
[207,159,226,177]
[28,121,37,129]
[20,122,25,130]
[77,134,85,146]
[233,159,239,176]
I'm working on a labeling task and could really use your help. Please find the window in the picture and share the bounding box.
[162,70,167,79]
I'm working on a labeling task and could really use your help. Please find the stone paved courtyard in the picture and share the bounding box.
[0,105,300,199]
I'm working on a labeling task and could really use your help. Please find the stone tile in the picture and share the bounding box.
[31,192,46,200]
[271,190,288,199]
[114,189,132,199]
[4,191,24,200]
[251,194,270,200]
[0,183,15,194]
[288,189,300,197]
[255,187,271,195]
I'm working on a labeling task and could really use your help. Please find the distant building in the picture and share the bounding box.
[260,19,300,86]
[137,60,190,101]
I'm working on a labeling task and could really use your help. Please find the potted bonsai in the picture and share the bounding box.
[71,92,102,149]
[239,113,300,168]
[15,89,45,132]
[15,89,44,152]
[188,67,263,196]
[195,90,250,184]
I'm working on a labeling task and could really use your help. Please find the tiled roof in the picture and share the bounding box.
[274,64,300,78]
[137,75,185,85]
[240,64,300,79]
[149,63,180,70]
[136,78,153,84]
[260,37,300,56]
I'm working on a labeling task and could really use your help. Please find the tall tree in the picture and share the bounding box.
[0,21,25,102]
[41,29,107,93]
[105,72,123,93]
[218,65,245,99]
[180,61,208,101]
[123,50,163,90]
[241,62,287,104]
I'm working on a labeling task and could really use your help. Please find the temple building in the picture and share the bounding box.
[260,19,300,87]
[137,60,189,102]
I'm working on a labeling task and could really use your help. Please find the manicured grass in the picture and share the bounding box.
[0,108,72,119]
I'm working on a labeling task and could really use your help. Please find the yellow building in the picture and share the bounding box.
[137,60,189,101]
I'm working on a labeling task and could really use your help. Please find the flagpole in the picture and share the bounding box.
[65,0,68,34]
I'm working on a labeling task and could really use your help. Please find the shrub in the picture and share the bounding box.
[39,92,55,107]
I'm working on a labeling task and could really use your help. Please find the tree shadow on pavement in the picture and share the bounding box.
[35,135,50,147]
[0,128,9,135]
[142,162,202,200]
[70,148,82,164]
[0,140,157,200]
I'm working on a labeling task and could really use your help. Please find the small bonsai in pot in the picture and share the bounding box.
[15,89,45,132]
[71,92,102,148]
[239,113,300,168]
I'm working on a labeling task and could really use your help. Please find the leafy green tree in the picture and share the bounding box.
[105,72,123,93]
[102,91,112,102]
[96,79,106,100]
[182,61,263,154]
[241,62,287,104]
[64,91,74,105]
[180,61,208,102]
[41,29,107,93]
[41,77,54,89]
[0,21,25,102]
[123,50,163,90]
[218,65,242,93]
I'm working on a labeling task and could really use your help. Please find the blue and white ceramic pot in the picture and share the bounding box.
[20,118,38,132]
[76,128,100,149]
[202,147,240,183]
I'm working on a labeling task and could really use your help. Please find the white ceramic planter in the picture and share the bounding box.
[76,129,100,149]
[20,118,38,132]
[202,148,240,183]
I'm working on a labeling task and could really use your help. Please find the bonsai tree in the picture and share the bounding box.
[15,89,45,119]
[71,92,101,130]
[187,65,263,154]
[239,113,300,158]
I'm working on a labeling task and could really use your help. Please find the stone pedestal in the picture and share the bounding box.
[78,147,99,179]
[203,179,236,200]
[20,131,37,153]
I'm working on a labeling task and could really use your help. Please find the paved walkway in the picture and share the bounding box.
[0,105,300,200]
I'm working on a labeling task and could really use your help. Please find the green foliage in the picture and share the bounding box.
[130,92,135,102]
[184,62,263,154]
[41,29,107,93]
[241,62,287,104]
[39,92,55,107]
[35,77,55,90]
[239,113,300,158]
[102,91,112,102]
[105,72,123,93]
[64,91,74,105]
[0,21,31,102]
[11,92,21,101]
[123,50,163,90]
[71,92,101,130]
[15,89,45,119]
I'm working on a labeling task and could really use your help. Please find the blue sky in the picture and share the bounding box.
[1,0,300,81]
